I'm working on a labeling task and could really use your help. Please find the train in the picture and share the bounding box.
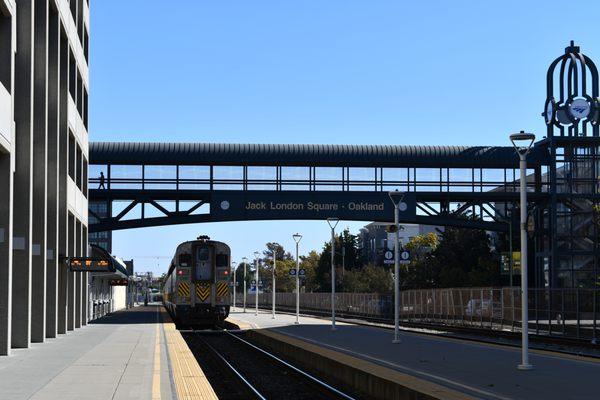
[163,236,231,326]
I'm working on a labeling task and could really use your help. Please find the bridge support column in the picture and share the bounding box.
[11,0,35,349]
[30,0,49,343]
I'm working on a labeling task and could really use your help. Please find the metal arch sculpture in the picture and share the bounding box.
[544,41,600,137]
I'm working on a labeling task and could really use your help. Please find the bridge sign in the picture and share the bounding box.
[211,192,416,223]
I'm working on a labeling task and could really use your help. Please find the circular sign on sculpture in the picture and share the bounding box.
[544,98,555,125]
[568,98,591,120]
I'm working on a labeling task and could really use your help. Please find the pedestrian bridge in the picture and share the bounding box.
[88,141,550,233]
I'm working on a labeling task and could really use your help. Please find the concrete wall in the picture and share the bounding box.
[0,0,89,355]
[112,286,127,312]
[88,276,130,321]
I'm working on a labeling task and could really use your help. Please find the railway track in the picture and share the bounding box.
[183,330,357,400]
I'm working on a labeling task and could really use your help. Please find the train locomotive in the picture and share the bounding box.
[163,236,231,326]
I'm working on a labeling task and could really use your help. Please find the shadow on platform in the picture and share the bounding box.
[90,304,163,325]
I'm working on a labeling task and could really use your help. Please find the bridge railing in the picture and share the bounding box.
[89,172,543,192]
[235,288,599,341]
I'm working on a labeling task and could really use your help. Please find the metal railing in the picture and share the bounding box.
[234,287,599,341]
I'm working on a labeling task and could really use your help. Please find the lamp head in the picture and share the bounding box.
[292,233,303,243]
[253,251,260,258]
[509,131,535,155]
[388,190,406,205]
[327,217,340,229]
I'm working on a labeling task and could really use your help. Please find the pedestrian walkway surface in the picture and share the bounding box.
[227,309,600,400]
[0,305,179,400]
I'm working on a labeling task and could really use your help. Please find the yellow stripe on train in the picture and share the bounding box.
[216,282,229,297]
[195,283,211,302]
[177,282,190,297]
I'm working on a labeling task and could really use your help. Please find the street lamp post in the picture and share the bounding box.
[242,257,248,313]
[232,261,237,311]
[389,190,405,344]
[292,233,302,324]
[327,218,340,331]
[510,130,535,371]
[254,251,260,316]
[272,249,277,319]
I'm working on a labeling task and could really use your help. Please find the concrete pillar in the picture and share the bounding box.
[0,152,13,355]
[0,0,15,356]
[75,219,81,328]
[45,8,59,338]
[56,26,68,335]
[81,226,88,325]
[67,213,74,331]
[12,0,35,349]
[31,0,49,343]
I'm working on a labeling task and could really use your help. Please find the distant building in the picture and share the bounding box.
[358,222,442,265]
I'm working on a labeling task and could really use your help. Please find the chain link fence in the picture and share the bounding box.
[234,287,600,341]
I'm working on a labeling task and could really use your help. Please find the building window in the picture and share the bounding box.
[76,70,83,116]
[69,49,76,102]
[76,146,82,189]
[82,157,88,194]
[68,133,75,180]
[0,9,11,93]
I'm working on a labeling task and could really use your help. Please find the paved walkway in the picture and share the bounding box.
[228,310,600,400]
[0,305,175,400]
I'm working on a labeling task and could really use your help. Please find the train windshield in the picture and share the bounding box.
[195,246,213,280]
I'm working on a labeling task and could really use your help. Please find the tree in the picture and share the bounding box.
[341,264,393,293]
[300,250,320,292]
[400,233,440,289]
[273,259,298,292]
[262,242,292,262]
[316,228,363,290]
[429,227,500,288]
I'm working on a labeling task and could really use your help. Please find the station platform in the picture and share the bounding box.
[0,305,217,400]
[227,309,599,400]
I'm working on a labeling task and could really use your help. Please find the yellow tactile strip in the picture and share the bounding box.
[162,310,218,400]
[251,329,476,400]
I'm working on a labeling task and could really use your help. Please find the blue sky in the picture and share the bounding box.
[90,0,600,274]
